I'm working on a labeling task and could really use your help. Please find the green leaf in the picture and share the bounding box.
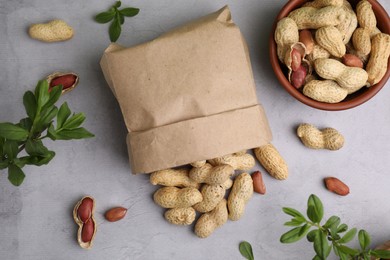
[307,194,324,224]
[358,230,370,251]
[313,231,329,260]
[109,17,121,42]
[285,218,305,226]
[19,118,33,131]
[307,229,319,242]
[13,158,26,168]
[239,241,254,260]
[8,164,25,186]
[114,1,121,8]
[280,224,311,243]
[0,136,4,156]
[0,160,8,169]
[95,10,116,23]
[62,113,85,129]
[25,139,48,156]
[333,244,349,260]
[282,207,306,221]
[0,123,29,141]
[323,216,340,229]
[23,91,37,120]
[338,228,357,244]
[312,256,321,260]
[3,140,19,160]
[56,102,71,129]
[41,85,62,112]
[120,7,139,17]
[47,124,57,140]
[21,151,55,166]
[55,127,94,140]
[119,13,125,25]
[337,245,359,256]
[371,249,390,259]
[35,80,50,109]
[337,224,348,233]
[36,106,58,132]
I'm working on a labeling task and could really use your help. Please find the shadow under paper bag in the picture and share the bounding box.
[100,5,272,174]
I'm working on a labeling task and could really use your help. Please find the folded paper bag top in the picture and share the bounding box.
[100,5,272,174]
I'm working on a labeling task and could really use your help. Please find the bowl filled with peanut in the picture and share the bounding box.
[269,0,390,110]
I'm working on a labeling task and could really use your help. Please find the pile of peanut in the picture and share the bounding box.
[275,0,390,103]
[150,143,288,238]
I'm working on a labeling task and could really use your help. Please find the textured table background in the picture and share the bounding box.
[1,1,389,259]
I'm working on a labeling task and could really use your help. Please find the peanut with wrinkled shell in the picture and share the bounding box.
[208,153,255,171]
[153,187,203,208]
[193,184,225,213]
[195,199,228,238]
[29,19,74,42]
[150,168,200,188]
[297,123,344,150]
[189,163,233,185]
[307,44,331,63]
[303,80,348,103]
[234,150,247,156]
[315,26,346,58]
[221,178,233,190]
[190,160,206,168]
[352,28,371,56]
[366,33,390,86]
[303,0,343,8]
[356,0,376,31]
[287,6,345,30]
[164,207,196,225]
[254,144,288,180]
[227,173,253,221]
[336,0,358,44]
[314,58,368,93]
[274,17,299,62]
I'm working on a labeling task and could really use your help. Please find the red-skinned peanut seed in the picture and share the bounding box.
[324,177,350,196]
[291,65,307,89]
[251,171,266,194]
[81,219,95,243]
[77,197,93,223]
[291,48,302,72]
[50,74,77,90]
[105,207,128,222]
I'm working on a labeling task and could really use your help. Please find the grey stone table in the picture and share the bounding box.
[1,1,389,259]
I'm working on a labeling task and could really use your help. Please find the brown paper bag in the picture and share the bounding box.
[100,6,272,174]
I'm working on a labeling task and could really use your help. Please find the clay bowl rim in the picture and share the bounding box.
[269,0,390,111]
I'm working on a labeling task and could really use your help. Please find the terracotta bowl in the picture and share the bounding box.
[269,0,390,111]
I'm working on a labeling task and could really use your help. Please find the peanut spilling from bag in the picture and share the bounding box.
[149,148,286,238]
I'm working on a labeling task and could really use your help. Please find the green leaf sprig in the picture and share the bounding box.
[0,80,94,186]
[94,1,140,42]
[280,194,390,260]
[239,241,254,260]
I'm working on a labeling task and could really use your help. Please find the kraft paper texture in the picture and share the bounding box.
[100,5,272,173]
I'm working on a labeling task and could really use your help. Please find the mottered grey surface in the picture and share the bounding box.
[0,0,390,259]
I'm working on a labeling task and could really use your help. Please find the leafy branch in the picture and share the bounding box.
[94,1,140,42]
[280,194,390,260]
[0,80,94,186]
